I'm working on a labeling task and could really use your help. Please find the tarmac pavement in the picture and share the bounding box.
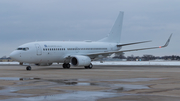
[0,65,180,101]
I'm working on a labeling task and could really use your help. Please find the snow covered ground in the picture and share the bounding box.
[0,61,180,66]
[92,61,180,66]
[0,62,19,65]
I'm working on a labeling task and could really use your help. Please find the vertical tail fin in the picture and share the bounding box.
[99,11,124,43]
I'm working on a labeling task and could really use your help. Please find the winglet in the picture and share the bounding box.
[161,33,173,48]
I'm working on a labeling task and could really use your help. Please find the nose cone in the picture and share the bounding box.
[10,51,19,61]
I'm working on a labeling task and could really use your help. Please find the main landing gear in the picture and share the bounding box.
[26,66,31,71]
[84,63,93,69]
[62,63,93,69]
[63,63,71,69]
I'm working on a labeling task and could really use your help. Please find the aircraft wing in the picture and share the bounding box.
[117,40,151,47]
[86,34,172,57]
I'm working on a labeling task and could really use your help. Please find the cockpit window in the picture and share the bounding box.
[17,47,29,51]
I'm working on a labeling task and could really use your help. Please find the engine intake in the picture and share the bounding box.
[71,55,91,66]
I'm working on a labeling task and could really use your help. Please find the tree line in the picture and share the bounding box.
[113,54,180,61]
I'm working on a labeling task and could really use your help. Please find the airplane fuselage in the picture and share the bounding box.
[10,41,120,64]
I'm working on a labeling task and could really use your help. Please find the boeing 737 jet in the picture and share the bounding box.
[10,11,172,70]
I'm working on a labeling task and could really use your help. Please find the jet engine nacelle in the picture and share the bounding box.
[71,55,91,66]
[35,63,52,66]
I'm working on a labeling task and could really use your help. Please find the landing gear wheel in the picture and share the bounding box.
[63,64,66,68]
[84,63,93,69]
[63,63,70,69]
[26,66,31,71]
[88,63,93,69]
[66,63,70,69]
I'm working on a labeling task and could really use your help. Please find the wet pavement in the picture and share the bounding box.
[0,77,160,101]
[2,91,124,101]
[1,65,180,101]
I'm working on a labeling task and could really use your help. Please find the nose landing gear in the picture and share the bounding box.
[26,66,31,71]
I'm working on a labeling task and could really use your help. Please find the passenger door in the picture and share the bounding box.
[35,44,42,55]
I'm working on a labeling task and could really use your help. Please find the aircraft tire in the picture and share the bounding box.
[26,66,31,71]
[63,63,70,69]
[85,63,93,69]
[66,63,70,69]
[63,63,67,69]
[88,63,93,69]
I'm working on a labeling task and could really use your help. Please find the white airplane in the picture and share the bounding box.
[10,11,172,71]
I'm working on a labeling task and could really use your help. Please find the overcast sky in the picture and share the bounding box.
[0,0,180,57]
